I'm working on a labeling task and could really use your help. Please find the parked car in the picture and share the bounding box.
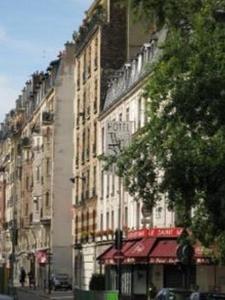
[190,292,225,300]
[51,273,72,290]
[156,288,193,300]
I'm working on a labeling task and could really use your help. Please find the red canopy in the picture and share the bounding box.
[98,241,135,264]
[149,239,178,264]
[125,238,157,262]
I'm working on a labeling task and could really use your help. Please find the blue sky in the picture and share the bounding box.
[0,0,92,122]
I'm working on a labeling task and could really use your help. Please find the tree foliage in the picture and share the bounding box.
[109,0,225,260]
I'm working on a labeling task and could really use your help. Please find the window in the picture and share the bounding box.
[26,176,29,190]
[36,166,40,181]
[46,192,50,207]
[46,158,50,176]
[93,166,96,196]
[94,79,98,112]
[76,98,80,127]
[81,173,85,201]
[112,172,115,196]
[156,207,162,219]
[86,169,90,199]
[88,46,91,75]
[100,213,103,231]
[124,206,128,227]
[83,91,86,122]
[93,210,96,232]
[138,98,142,129]
[76,137,79,168]
[101,127,105,154]
[76,179,79,204]
[25,203,29,216]
[87,211,89,232]
[106,212,109,229]
[106,173,110,197]
[75,216,79,236]
[101,170,104,198]
[136,202,140,229]
[77,60,81,90]
[93,122,97,156]
[86,128,90,161]
[94,37,98,70]
[126,107,130,121]
[82,130,85,164]
[111,210,114,230]
[119,113,123,122]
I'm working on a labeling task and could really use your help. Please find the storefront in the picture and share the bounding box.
[36,249,48,288]
[98,228,212,299]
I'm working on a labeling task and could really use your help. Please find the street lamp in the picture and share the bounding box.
[9,205,17,298]
[47,250,53,294]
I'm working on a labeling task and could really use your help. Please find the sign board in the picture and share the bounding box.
[106,121,133,155]
[127,227,183,239]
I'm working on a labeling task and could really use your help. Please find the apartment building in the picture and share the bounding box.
[72,0,130,289]
[97,27,225,296]
[0,42,75,287]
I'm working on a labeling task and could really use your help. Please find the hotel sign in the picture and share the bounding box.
[106,121,133,155]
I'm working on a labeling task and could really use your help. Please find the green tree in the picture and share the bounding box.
[109,0,225,261]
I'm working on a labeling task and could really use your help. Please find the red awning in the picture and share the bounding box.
[124,238,157,262]
[149,239,178,264]
[98,241,135,264]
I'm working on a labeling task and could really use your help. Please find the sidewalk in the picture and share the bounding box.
[17,287,50,299]
[17,287,74,300]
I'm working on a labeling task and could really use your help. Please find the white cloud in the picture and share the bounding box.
[0,75,19,122]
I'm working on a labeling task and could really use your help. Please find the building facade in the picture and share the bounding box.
[97,27,225,297]
[0,42,75,288]
[72,0,129,289]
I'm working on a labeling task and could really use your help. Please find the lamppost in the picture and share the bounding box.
[47,249,53,294]
[9,217,17,297]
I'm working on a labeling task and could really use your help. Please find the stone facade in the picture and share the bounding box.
[0,43,75,287]
[98,28,168,241]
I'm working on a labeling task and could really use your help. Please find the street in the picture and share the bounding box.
[17,288,73,300]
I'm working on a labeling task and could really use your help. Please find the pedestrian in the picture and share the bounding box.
[28,270,35,289]
[148,282,157,300]
[19,267,26,287]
